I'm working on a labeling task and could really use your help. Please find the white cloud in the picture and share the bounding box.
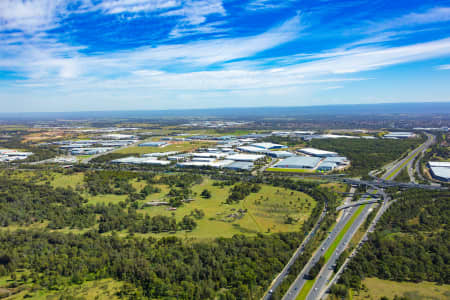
[168,21,228,38]
[161,0,225,25]
[371,6,450,32]
[437,64,450,70]
[98,0,180,14]
[246,0,295,11]
[286,38,450,75]
[0,0,67,33]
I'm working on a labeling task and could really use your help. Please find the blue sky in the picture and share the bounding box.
[0,0,450,112]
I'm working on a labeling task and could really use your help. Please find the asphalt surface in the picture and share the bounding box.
[306,202,375,300]
[282,193,375,300]
[262,208,327,300]
[320,196,393,299]
[281,136,438,300]
[382,133,435,180]
[408,133,435,183]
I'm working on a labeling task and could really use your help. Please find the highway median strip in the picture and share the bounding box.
[295,204,367,300]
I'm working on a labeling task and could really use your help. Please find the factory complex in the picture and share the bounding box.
[0,149,34,162]
[383,132,416,139]
[428,161,450,182]
[55,138,138,155]
[270,147,349,172]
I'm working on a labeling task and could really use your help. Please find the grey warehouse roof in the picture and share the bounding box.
[274,156,321,169]
[225,161,254,171]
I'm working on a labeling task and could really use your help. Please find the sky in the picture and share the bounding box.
[0,0,450,112]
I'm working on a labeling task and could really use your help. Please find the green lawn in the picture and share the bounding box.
[0,277,127,300]
[353,277,450,300]
[135,178,316,240]
[114,141,213,155]
[51,172,84,188]
[46,174,318,240]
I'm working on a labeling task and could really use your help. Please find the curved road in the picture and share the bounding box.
[281,135,436,300]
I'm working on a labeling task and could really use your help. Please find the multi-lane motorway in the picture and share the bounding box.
[262,207,327,300]
[277,134,439,300]
[282,195,376,300]
[382,133,435,180]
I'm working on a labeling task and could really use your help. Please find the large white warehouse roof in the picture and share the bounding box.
[298,147,338,157]
[226,154,265,162]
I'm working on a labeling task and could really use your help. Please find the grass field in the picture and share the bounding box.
[134,178,316,240]
[319,182,348,196]
[114,141,213,155]
[47,174,319,240]
[353,277,450,300]
[51,172,84,188]
[0,276,127,300]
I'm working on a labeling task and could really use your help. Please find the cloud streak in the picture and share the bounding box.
[1,2,450,111]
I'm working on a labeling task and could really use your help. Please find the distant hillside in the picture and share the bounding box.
[0,102,449,121]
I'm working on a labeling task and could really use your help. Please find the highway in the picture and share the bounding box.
[281,135,438,300]
[262,207,327,300]
[407,133,435,183]
[305,203,374,300]
[382,133,435,180]
[282,198,374,300]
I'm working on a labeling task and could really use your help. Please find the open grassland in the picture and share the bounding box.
[51,172,84,188]
[0,275,127,300]
[29,173,318,240]
[353,278,450,300]
[114,141,213,155]
[319,182,347,194]
[135,178,316,240]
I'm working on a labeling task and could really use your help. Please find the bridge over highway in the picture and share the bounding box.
[336,199,380,211]
[341,178,447,190]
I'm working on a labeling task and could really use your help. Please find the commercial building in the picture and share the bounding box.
[273,156,321,169]
[177,160,233,169]
[111,156,171,165]
[0,149,33,161]
[226,154,265,162]
[384,132,415,139]
[317,162,337,172]
[250,142,287,150]
[142,151,180,157]
[192,152,227,159]
[298,147,338,157]
[71,147,114,155]
[101,134,136,140]
[139,141,168,147]
[224,161,254,171]
[266,151,294,158]
[428,161,450,182]
[237,145,267,153]
[192,157,217,162]
[322,156,349,165]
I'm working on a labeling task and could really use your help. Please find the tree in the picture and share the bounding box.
[201,189,212,199]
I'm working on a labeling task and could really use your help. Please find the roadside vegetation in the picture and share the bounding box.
[309,137,425,177]
[331,189,449,299]
[0,168,340,299]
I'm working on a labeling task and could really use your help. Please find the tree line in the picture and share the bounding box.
[331,189,449,298]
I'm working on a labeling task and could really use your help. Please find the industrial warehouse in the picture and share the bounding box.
[428,161,450,182]
[269,147,349,172]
